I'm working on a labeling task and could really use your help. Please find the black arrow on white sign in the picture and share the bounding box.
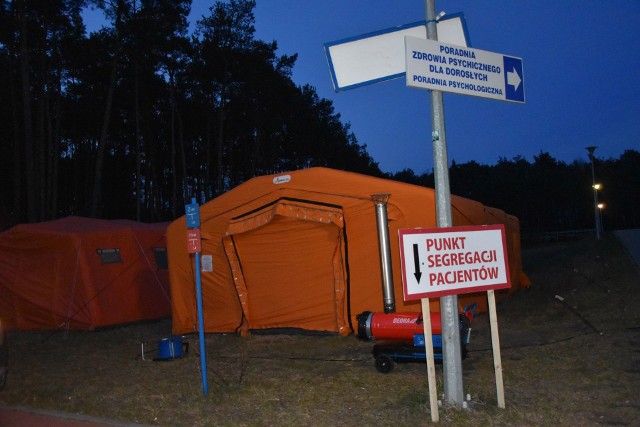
[413,243,422,283]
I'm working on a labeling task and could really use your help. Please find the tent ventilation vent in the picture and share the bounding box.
[153,247,168,269]
[97,248,122,264]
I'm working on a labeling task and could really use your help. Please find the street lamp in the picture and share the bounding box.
[585,146,601,239]
[597,203,605,233]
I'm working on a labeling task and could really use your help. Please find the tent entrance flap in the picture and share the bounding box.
[223,201,349,335]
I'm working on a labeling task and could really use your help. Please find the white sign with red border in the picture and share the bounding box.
[399,224,511,301]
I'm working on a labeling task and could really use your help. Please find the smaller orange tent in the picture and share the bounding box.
[167,168,529,337]
[0,216,171,331]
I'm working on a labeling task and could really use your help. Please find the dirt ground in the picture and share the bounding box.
[0,233,639,426]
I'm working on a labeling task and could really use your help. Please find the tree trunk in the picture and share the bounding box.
[18,1,37,222]
[215,96,225,196]
[177,103,187,204]
[134,55,142,221]
[169,69,178,218]
[10,66,21,223]
[49,73,61,220]
[90,51,119,217]
[36,47,47,221]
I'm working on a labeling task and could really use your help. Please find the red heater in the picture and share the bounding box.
[356,311,442,341]
[357,304,476,373]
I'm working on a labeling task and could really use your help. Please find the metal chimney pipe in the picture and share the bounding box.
[372,194,395,313]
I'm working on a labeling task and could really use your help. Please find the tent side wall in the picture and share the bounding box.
[0,218,171,331]
[80,228,171,329]
[0,227,89,330]
[166,176,430,335]
[449,197,529,311]
[168,215,246,335]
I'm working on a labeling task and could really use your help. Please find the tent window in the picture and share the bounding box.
[152,247,168,269]
[97,248,121,264]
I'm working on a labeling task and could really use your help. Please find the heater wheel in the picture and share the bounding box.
[374,355,395,373]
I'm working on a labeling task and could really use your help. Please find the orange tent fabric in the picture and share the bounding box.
[167,168,528,336]
[0,216,171,331]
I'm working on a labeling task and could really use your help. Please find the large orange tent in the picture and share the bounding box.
[167,167,528,336]
[0,216,171,331]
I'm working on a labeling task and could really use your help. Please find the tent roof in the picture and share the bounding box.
[13,216,169,234]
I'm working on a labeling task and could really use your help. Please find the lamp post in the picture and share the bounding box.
[597,203,605,233]
[585,146,601,239]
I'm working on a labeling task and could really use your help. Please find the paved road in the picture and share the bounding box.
[614,229,640,267]
[0,404,145,427]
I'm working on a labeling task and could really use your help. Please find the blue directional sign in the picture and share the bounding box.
[185,200,200,228]
[405,36,525,103]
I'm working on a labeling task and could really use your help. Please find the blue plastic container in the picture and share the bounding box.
[157,336,187,360]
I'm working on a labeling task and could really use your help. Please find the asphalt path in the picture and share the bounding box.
[614,228,640,268]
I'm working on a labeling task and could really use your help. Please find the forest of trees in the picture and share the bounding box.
[1,0,638,235]
[0,0,382,227]
[388,150,640,235]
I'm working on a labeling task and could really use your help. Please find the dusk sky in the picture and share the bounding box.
[86,1,640,174]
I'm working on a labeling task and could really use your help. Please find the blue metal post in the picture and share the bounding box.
[186,197,208,396]
[194,251,208,395]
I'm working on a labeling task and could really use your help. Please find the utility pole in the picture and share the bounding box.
[586,146,601,240]
[425,0,464,405]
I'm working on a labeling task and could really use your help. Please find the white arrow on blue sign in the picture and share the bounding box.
[405,36,525,103]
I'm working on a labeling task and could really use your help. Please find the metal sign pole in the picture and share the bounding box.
[185,197,208,396]
[425,0,464,405]
[194,249,208,396]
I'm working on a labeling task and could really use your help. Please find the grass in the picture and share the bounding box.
[1,233,639,426]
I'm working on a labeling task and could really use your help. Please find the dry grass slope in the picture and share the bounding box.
[1,233,639,426]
